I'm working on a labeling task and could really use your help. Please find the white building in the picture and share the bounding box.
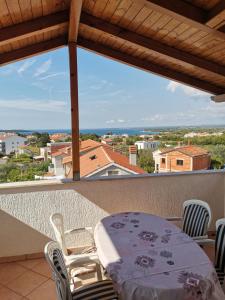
[135,140,160,150]
[152,149,162,173]
[0,134,27,155]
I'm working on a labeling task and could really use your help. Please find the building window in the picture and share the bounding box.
[177,159,184,166]
[161,158,165,164]
[108,170,119,176]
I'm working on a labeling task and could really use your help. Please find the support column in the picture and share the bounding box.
[68,42,80,180]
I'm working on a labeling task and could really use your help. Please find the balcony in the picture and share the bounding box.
[0,170,223,298]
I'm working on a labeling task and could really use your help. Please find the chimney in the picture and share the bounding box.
[129,145,137,166]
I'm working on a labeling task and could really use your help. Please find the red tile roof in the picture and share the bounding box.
[160,145,209,157]
[62,144,146,177]
[51,139,102,157]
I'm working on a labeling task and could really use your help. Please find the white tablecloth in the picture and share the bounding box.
[94,212,225,300]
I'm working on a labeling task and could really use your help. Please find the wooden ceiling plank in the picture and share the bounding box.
[80,13,225,78]
[206,1,225,28]
[68,0,83,42]
[110,0,133,25]
[101,0,123,22]
[0,0,13,28]
[144,0,225,40]
[0,35,67,66]
[78,37,224,95]
[19,0,33,21]
[145,0,207,24]
[30,0,43,18]
[0,10,69,47]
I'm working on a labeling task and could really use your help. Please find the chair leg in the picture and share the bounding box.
[96,263,103,280]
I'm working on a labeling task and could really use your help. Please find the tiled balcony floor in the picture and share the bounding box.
[0,244,215,300]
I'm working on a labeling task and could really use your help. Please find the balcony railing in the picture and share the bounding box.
[0,169,224,259]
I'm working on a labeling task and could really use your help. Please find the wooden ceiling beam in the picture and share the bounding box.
[145,0,206,24]
[144,0,225,39]
[0,36,67,66]
[206,1,225,29]
[0,10,69,47]
[68,0,83,42]
[77,37,224,95]
[211,94,225,103]
[211,93,225,102]
[80,13,225,78]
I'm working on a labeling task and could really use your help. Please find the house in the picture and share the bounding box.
[101,138,113,145]
[135,140,160,150]
[0,133,27,155]
[63,144,145,178]
[50,133,71,142]
[49,140,102,176]
[153,145,211,173]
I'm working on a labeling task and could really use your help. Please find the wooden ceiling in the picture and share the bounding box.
[1,0,225,95]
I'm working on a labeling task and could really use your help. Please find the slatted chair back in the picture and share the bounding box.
[44,241,72,300]
[50,213,68,256]
[182,199,211,238]
[215,219,225,286]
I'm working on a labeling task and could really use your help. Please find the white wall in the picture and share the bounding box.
[52,156,65,176]
[2,136,27,155]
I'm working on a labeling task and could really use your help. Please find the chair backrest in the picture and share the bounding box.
[44,241,72,300]
[182,199,211,238]
[215,218,225,285]
[50,213,68,256]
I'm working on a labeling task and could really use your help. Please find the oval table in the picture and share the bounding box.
[94,212,225,300]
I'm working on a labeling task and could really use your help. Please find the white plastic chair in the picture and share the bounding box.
[167,199,213,244]
[50,213,102,280]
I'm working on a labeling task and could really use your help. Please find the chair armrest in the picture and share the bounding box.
[166,217,183,222]
[65,227,93,236]
[195,238,215,246]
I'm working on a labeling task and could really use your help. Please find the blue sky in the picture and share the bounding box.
[0,46,224,130]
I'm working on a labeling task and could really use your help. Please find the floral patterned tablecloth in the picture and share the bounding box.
[94,212,225,300]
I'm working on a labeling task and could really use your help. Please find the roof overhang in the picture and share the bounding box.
[0,0,225,95]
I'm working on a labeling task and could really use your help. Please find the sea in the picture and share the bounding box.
[16,128,161,136]
[2,125,225,137]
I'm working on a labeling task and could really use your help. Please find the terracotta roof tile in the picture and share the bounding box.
[62,144,146,177]
[160,145,209,157]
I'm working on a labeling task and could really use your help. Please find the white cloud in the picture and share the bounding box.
[34,59,52,77]
[39,72,67,80]
[90,80,108,90]
[167,80,211,97]
[17,59,36,75]
[106,119,127,124]
[106,120,115,124]
[0,98,67,113]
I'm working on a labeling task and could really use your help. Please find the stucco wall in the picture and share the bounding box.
[0,170,224,257]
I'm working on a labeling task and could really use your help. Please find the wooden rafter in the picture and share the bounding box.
[80,12,225,79]
[145,0,225,38]
[0,36,67,66]
[211,93,225,102]
[0,11,69,47]
[145,0,206,24]
[206,1,225,29]
[68,0,83,42]
[77,37,225,95]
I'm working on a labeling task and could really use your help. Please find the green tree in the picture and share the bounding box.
[80,133,100,142]
[137,149,155,173]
